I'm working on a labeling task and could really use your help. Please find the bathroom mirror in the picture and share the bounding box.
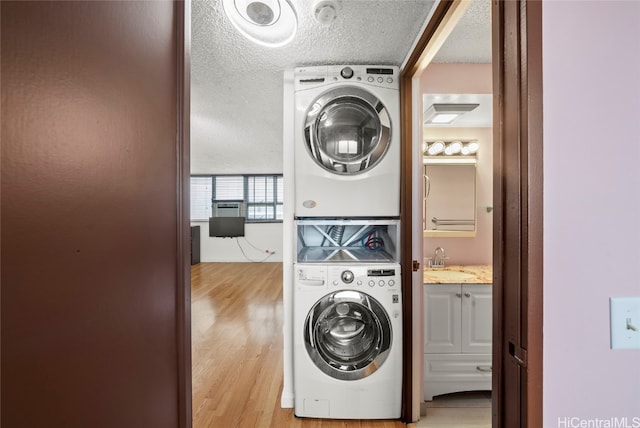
[423,159,477,237]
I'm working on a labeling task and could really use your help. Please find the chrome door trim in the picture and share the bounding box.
[303,86,392,175]
[304,289,392,381]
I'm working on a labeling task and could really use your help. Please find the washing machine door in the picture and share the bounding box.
[304,87,391,175]
[304,290,392,381]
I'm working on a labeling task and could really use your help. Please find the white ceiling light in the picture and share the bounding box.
[423,103,480,125]
[222,0,297,48]
[313,0,341,25]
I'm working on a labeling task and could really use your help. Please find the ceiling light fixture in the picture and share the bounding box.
[222,0,298,48]
[423,103,480,125]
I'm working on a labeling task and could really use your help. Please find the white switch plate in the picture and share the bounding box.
[610,297,640,350]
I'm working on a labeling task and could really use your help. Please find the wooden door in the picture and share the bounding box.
[491,1,543,427]
[0,2,191,427]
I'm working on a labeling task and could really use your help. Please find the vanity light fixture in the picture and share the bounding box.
[423,103,480,125]
[222,0,298,48]
[424,140,479,162]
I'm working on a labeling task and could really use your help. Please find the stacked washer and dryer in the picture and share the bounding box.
[290,65,402,420]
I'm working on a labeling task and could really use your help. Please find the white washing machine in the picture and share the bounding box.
[293,65,400,218]
[293,263,402,419]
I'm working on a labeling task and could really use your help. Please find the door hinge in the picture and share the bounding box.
[508,341,528,367]
[412,260,420,272]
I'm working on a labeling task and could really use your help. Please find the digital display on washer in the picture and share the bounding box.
[366,68,394,75]
[299,78,325,84]
[368,269,396,277]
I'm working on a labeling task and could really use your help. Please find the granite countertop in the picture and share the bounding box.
[423,264,493,284]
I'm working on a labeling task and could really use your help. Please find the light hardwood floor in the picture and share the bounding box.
[191,262,409,428]
[417,392,491,428]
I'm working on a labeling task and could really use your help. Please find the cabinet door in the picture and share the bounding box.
[424,284,462,353]
[461,284,492,354]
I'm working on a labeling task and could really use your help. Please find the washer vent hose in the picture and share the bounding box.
[330,225,345,246]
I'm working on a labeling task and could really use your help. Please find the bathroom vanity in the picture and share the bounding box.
[423,265,492,400]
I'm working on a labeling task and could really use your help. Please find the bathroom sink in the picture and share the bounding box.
[424,270,476,281]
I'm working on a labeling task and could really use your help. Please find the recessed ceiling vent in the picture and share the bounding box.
[423,103,479,125]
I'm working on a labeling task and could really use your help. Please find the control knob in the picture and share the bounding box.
[341,270,354,284]
[340,67,354,79]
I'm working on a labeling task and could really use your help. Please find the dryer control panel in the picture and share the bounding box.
[294,65,399,91]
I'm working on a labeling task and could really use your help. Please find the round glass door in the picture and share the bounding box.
[304,290,392,380]
[304,87,392,175]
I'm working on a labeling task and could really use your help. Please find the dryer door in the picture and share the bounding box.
[304,87,391,175]
[304,290,392,380]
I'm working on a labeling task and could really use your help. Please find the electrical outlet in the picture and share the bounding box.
[610,297,640,350]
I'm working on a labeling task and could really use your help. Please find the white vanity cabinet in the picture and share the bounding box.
[424,283,492,400]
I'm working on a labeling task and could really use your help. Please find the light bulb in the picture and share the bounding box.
[445,141,462,155]
[465,141,479,154]
[427,141,445,155]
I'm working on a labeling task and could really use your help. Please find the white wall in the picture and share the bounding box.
[191,221,283,262]
[543,1,640,425]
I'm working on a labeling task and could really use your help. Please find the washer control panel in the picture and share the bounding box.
[327,265,400,289]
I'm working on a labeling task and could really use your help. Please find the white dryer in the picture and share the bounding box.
[293,263,402,419]
[293,65,400,218]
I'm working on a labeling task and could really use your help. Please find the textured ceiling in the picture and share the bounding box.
[190,0,491,174]
[432,0,491,63]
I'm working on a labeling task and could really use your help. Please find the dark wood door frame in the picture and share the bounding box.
[399,1,543,425]
[177,2,193,427]
[491,1,543,426]
[400,1,454,421]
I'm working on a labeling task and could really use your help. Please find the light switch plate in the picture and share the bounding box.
[610,297,640,350]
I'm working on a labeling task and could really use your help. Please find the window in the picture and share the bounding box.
[190,175,283,222]
[247,175,283,221]
[190,176,213,220]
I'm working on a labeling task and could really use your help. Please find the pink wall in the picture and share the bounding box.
[543,1,640,425]
[422,127,493,265]
[420,63,492,94]
[421,63,493,265]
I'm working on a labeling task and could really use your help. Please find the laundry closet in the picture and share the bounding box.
[283,65,404,420]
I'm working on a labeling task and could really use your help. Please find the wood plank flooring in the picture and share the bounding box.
[191,262,409,428]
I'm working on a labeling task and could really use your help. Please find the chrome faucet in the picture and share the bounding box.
[430,247,446,268]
